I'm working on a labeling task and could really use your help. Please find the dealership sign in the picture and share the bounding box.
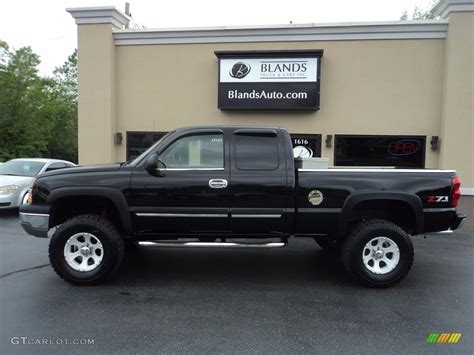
[215,50,323,110]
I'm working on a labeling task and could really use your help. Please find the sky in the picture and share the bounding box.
[0,0,435,75]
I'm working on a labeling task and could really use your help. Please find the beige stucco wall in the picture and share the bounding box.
[114,39,445,168]
[74,10,473,189]
[439,12,473,190]
[77,24,117,163]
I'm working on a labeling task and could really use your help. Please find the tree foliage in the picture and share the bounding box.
[0,42,77,163]
[400,1,439,20]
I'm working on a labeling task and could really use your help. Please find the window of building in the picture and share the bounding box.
[234,134,279,170]
[127,132,167,161]
[290,134,322,158]
[335,135,426,168]
[160,134,224,169]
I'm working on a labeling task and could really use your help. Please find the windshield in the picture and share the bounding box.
[126,131,174,167]
[0,160,46,177]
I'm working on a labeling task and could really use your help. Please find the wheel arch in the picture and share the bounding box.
[338,192,423,236]
[47,187,133,234]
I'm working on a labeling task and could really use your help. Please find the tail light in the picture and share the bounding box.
[451,176,461,207]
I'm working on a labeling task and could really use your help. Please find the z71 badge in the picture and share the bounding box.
[427,196,449,203]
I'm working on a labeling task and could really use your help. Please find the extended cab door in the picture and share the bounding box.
[229,128,293,235]
[129,129,230,235]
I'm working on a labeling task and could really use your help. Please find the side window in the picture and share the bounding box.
[160,134,224,169]
[235,134,279,170]
[45,162,66,172]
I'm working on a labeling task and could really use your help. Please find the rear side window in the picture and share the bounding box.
[234,134,279,170]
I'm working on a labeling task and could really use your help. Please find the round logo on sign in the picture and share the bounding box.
[293,146,313,158]
[229,62,251,79]
[308,190,324,206]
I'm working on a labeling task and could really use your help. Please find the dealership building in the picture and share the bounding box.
[67,0,473,212]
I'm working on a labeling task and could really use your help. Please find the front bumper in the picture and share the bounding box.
[0,190,22,209]
[19,205,51,238]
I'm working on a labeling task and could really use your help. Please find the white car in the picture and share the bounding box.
[0,158,76,209]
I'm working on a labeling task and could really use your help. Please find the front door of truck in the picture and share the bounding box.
[130,130,230,235]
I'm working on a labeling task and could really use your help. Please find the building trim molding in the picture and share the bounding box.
[433,0,474,19]
[461,188,474,196]
[67,6,131,29]
[113,21,449,46]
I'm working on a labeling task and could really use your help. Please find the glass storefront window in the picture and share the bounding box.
[335,135,426,168]
[290,134,322,158]
[126,132,167,161]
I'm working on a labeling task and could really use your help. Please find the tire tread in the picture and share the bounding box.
[341,219,414,288]
[48,214,124,286]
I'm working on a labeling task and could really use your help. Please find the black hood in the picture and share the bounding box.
[40,163,122,177]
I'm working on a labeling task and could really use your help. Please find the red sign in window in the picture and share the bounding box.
[388,140,421,156]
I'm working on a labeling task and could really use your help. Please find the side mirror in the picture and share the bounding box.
[145,154,166,176]
[145,154,158,174]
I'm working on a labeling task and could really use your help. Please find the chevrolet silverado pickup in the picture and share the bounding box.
[19,126,465,287]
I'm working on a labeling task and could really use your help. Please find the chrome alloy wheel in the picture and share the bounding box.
[64,233,104,272]
[362,236,400,275]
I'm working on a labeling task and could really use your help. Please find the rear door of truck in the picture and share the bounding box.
[228,128,294,235]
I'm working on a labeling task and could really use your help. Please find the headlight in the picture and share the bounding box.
[0,185,19,195]
[27,179,37,204]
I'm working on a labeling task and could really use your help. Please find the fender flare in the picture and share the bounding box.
[47,187,133,234]
[338,191,424,235]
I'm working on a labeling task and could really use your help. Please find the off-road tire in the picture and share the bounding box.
[49,215,124,285]
[341,219,414,288]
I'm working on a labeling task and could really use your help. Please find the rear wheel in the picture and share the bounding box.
[49,215,124,285]
[341,219,414,288]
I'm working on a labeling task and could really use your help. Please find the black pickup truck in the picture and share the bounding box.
[19,126,465,287]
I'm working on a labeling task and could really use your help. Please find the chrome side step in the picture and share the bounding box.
[138,241,287,249]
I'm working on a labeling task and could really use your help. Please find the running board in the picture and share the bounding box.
[138,241,287,249]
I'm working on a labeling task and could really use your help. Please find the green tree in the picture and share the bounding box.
[46,49,78,162]
[0,44,49,160]
[400,1,440,20]
[0,42,78,163]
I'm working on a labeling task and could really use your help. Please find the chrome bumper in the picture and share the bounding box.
[20,212,49,238]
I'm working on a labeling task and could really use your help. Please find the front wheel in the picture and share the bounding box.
[341,219,414,288]
[49,215,124,285]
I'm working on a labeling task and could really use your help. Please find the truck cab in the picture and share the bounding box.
[129,126,295,238]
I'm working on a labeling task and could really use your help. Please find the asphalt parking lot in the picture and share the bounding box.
[1,210,473,354]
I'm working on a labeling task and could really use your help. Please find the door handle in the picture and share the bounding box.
[209,179,228,189]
